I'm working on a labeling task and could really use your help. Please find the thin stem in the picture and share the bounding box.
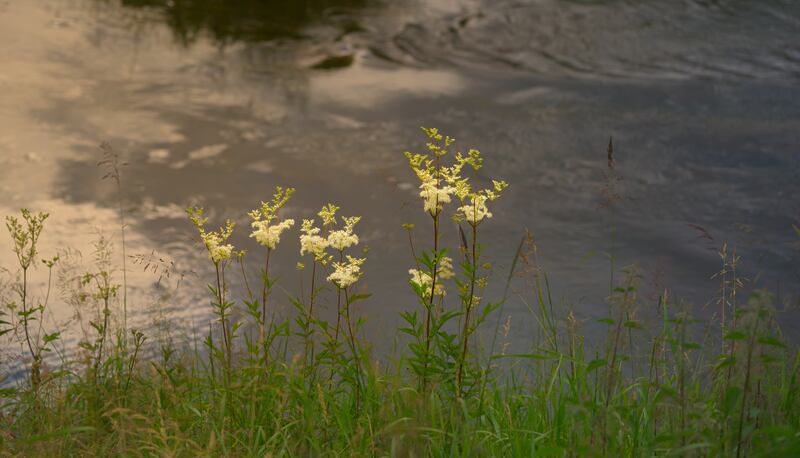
[309,261,317,318]
[334,251,344,343]
[240,255,253,302]
[736,311,760,458]
[118,185,128,345]
[215,262,230,372]
[456,223,478,396]
[344,288,362,413]
[422,214,439,392]
[305,261,318,367]
[96,295,111,375]
[21,267,36,363]
[262,249,271,330]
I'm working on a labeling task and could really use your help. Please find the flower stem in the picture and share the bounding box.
[456,223,478,396]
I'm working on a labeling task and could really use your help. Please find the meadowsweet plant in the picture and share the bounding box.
[402,127,484,389]
[314,205,368,404]
[187,206,237,372]
[296,217,331,369]
[453,178,507,395]
[246,186,295,359]
[402,127,507,395]
[328,253,367,411]
[321,205,361,341]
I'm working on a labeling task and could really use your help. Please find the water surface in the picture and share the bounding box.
[1,0,799,366]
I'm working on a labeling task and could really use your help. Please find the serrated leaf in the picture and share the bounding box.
[757,335,786,348]
[724,330,747,341]
[715,356,736,371]
[723,386,742,416]
[43,332,61,343]
[586,358,606,373]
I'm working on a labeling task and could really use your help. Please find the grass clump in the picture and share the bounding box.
[0,129,799,457]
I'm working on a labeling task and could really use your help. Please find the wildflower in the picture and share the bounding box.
[328,255,365,288]
[299,219,330,261]
[204,231,234,263]
[318,204,339,227]
[438,256,455,280]
[250,219,295,249]
[327,216,360,251]
[409,268,446,297]
[459,194,492,225]
[248,186,295,249]
[404,128,483,217]
[457,181,508,225]
[187,207,236,263]
[419,179,455,215]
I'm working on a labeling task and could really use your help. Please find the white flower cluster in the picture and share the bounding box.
[419,179,455,215]
[299,219,329,260]
[458,180,508,226]
[408,256,454,297]
[250,219,295,250]
[438,256,455,280]
[248,186,295,250]
[203,232,234,263]
[405,128,484,218]
[187,206,236,264]
[327,216,360,251]
[458,194,491,225]
[409,269,444,297]
[328,255,365,289]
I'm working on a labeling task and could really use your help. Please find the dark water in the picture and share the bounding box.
[1,0,799,366]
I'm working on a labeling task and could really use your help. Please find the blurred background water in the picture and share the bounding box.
[1,0,799,371]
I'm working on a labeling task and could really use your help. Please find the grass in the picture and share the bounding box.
[0,129,799,457]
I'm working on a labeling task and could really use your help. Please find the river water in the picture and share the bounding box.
[1,0,799,367]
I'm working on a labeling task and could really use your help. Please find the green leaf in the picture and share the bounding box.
[492,353,552,360]
[724,330,747,341]
[723,386,742,416]
[0,388,18,397]
[534,445,566,457]
[715,356,736,371]
[586,358,607,373]
[43,331,61,343]
[623,320,643,330]
[348,293,372,303]
[757,335,786,348]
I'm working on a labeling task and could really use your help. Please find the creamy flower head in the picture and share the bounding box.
[300,218,330,261]
[328,255,365,288]
[248,186,296,249]
[419,179,455,216]
[457,180,508,225]
[327,216,360,251]
[409,268,445,297]
[187,206,236,264]
[405,128,483,218]
[459,194,492,225]
[438,256,455,280]
[205,234,234,263]
[250,219,295,250]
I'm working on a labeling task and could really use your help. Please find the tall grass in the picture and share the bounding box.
[0,130,798,457]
